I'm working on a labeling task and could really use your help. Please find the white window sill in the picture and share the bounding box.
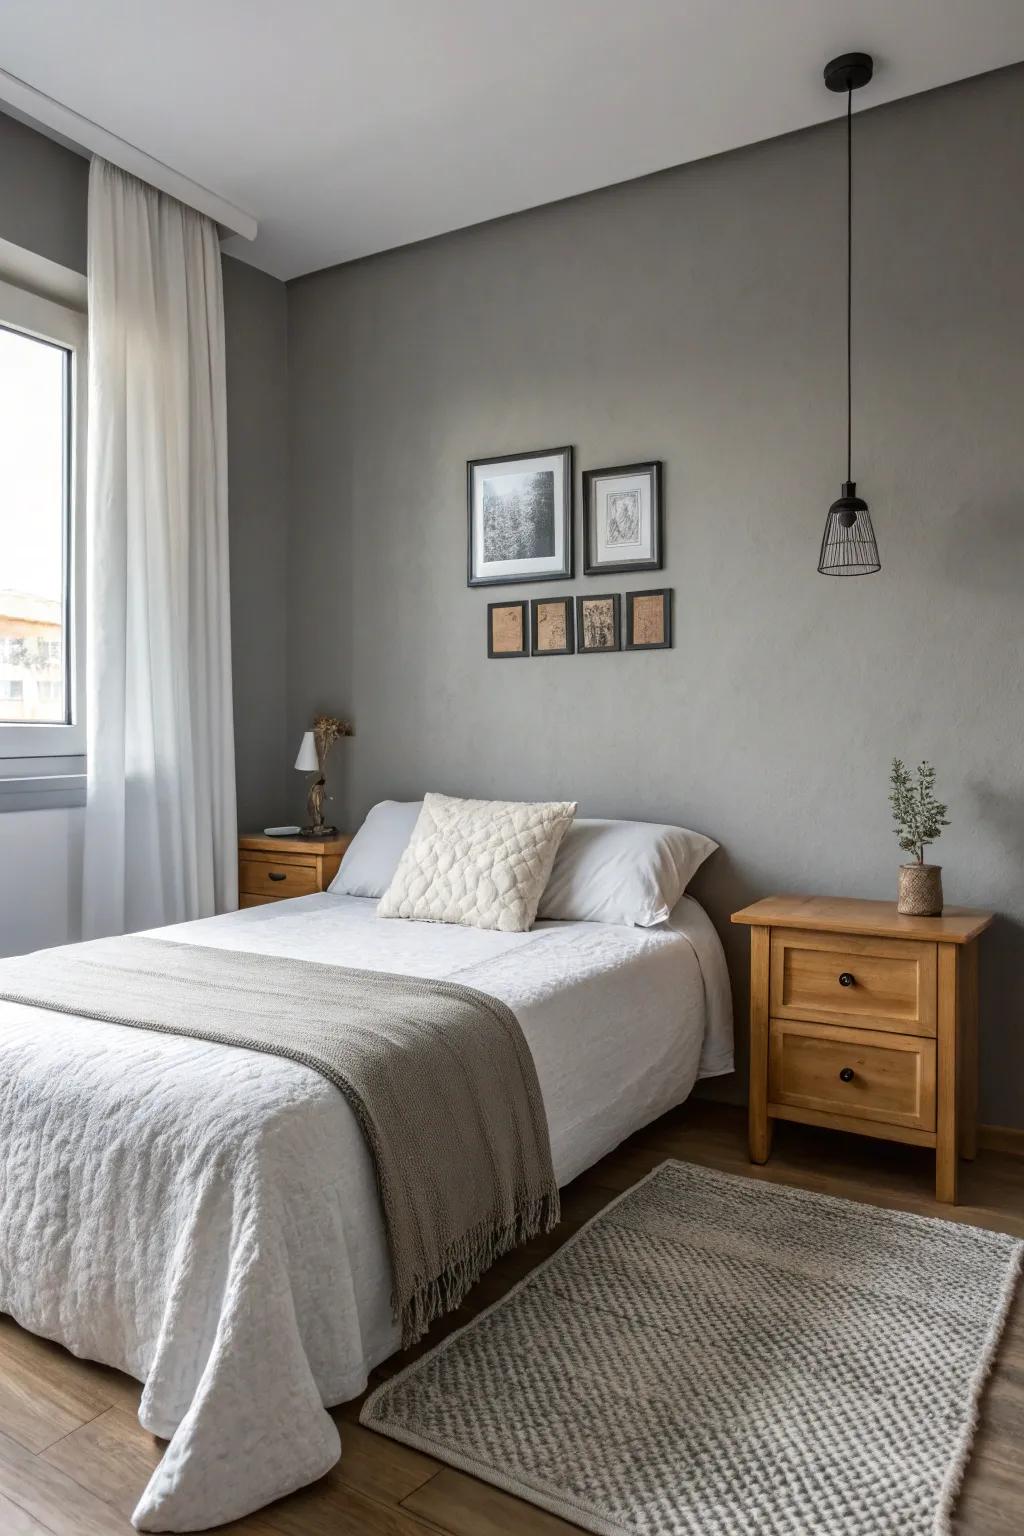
[0,757,86,812]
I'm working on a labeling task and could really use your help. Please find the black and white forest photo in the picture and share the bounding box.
[467,446,573,586]
[482,470,554,563]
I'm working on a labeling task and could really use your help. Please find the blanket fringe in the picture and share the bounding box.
[399,1187,560,1347]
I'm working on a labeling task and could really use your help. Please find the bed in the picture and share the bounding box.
[0,889,732,1531]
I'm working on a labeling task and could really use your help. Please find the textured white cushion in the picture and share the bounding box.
[329,801,422,898]
[538,817,718,927]
[378,792,577,933]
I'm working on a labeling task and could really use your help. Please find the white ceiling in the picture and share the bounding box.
[3,0,1024,281]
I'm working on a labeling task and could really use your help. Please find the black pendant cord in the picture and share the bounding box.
[846,85,852,485]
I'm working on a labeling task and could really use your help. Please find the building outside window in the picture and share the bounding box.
[0,600,66,722]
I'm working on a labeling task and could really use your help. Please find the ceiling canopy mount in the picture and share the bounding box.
[823,52,874,94]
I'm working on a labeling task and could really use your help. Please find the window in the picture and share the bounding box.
[0,277,85,763]
[0,324,68,724]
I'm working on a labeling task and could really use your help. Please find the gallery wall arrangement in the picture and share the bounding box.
[474,448,671,659]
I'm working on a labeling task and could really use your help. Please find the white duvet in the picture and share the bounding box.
[0,893,732,1531]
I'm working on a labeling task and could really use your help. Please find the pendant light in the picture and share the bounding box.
[818,52,880,576]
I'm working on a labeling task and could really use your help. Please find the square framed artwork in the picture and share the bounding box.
[468,447,574,587]
[530,596,575,657]
[625,588,672,651]
[583,461,662,575]
[575,593,621,655]
[487,600,530,658]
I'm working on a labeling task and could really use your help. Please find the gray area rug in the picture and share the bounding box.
[361,1160,1022,1536]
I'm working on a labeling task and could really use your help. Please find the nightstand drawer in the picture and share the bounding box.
[770,927,936,1036]
[768,1018,936,1131]
[239,854,318,899]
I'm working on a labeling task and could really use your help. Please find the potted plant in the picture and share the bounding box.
[888,759,950,916]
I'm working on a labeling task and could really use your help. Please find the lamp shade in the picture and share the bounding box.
[818,482,880,576]
[294,730,319,772]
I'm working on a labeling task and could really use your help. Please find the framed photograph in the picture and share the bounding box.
[487,600,529,658]
[530,596,574,657]
[468,447,573,587]
[625,588,672,651]
[576,593,621,655]
[583,461,663,575]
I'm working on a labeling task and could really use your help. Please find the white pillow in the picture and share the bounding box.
[329,800,422,897]
[537,817,718,927]
[378,792,577,933]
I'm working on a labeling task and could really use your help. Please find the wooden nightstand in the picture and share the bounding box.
[731,895,993,1204]
[238,832,351,909]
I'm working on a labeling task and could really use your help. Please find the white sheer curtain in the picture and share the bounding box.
[83,158,237,937]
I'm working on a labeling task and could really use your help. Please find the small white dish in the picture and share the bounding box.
[262,825,302,836]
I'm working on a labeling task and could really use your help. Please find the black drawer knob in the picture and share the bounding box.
[268,871,287,882]
[839,1067,855,1083]
[838,972,855,987]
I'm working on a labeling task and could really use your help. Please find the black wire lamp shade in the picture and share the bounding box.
[818,480,880,575]
[819,52,880,576]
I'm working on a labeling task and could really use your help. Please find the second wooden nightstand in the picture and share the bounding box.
[238,832,351,908]
[731,895,993,1204]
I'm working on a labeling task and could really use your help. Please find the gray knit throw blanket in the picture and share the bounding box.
[0,935,560,1345]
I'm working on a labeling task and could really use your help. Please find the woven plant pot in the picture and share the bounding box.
[898,863,943,917]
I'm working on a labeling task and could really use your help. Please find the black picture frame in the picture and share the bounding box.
[487,600,530,659]
[468,446,574,588]
[575,593,621,655]
[624,588,673,651]
[583,460,663,576]
[530,596,575,657]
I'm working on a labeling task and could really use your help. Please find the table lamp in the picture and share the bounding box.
[294,715,352,836]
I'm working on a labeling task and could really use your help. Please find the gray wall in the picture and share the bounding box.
[287,66,1024,1128]
[0,110,88,273]
[0,109,290,833]
[223,255,290,829]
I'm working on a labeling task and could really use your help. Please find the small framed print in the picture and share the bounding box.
[487,600,529,658]
[530,596,574,657]
[583,461,662,576]
[468,447,574,587]
[576,593,621,655]
[625,588,672,651]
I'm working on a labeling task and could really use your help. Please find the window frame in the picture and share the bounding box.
[0,276,87,763]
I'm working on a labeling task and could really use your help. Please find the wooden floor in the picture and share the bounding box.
[1,1099,1022,1536]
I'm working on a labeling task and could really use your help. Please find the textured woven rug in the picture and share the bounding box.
[361,1160,1022,1536]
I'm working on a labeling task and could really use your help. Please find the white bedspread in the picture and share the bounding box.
[0,893,732,1531]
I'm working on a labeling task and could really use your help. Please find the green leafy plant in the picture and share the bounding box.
[889,759,950,865]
